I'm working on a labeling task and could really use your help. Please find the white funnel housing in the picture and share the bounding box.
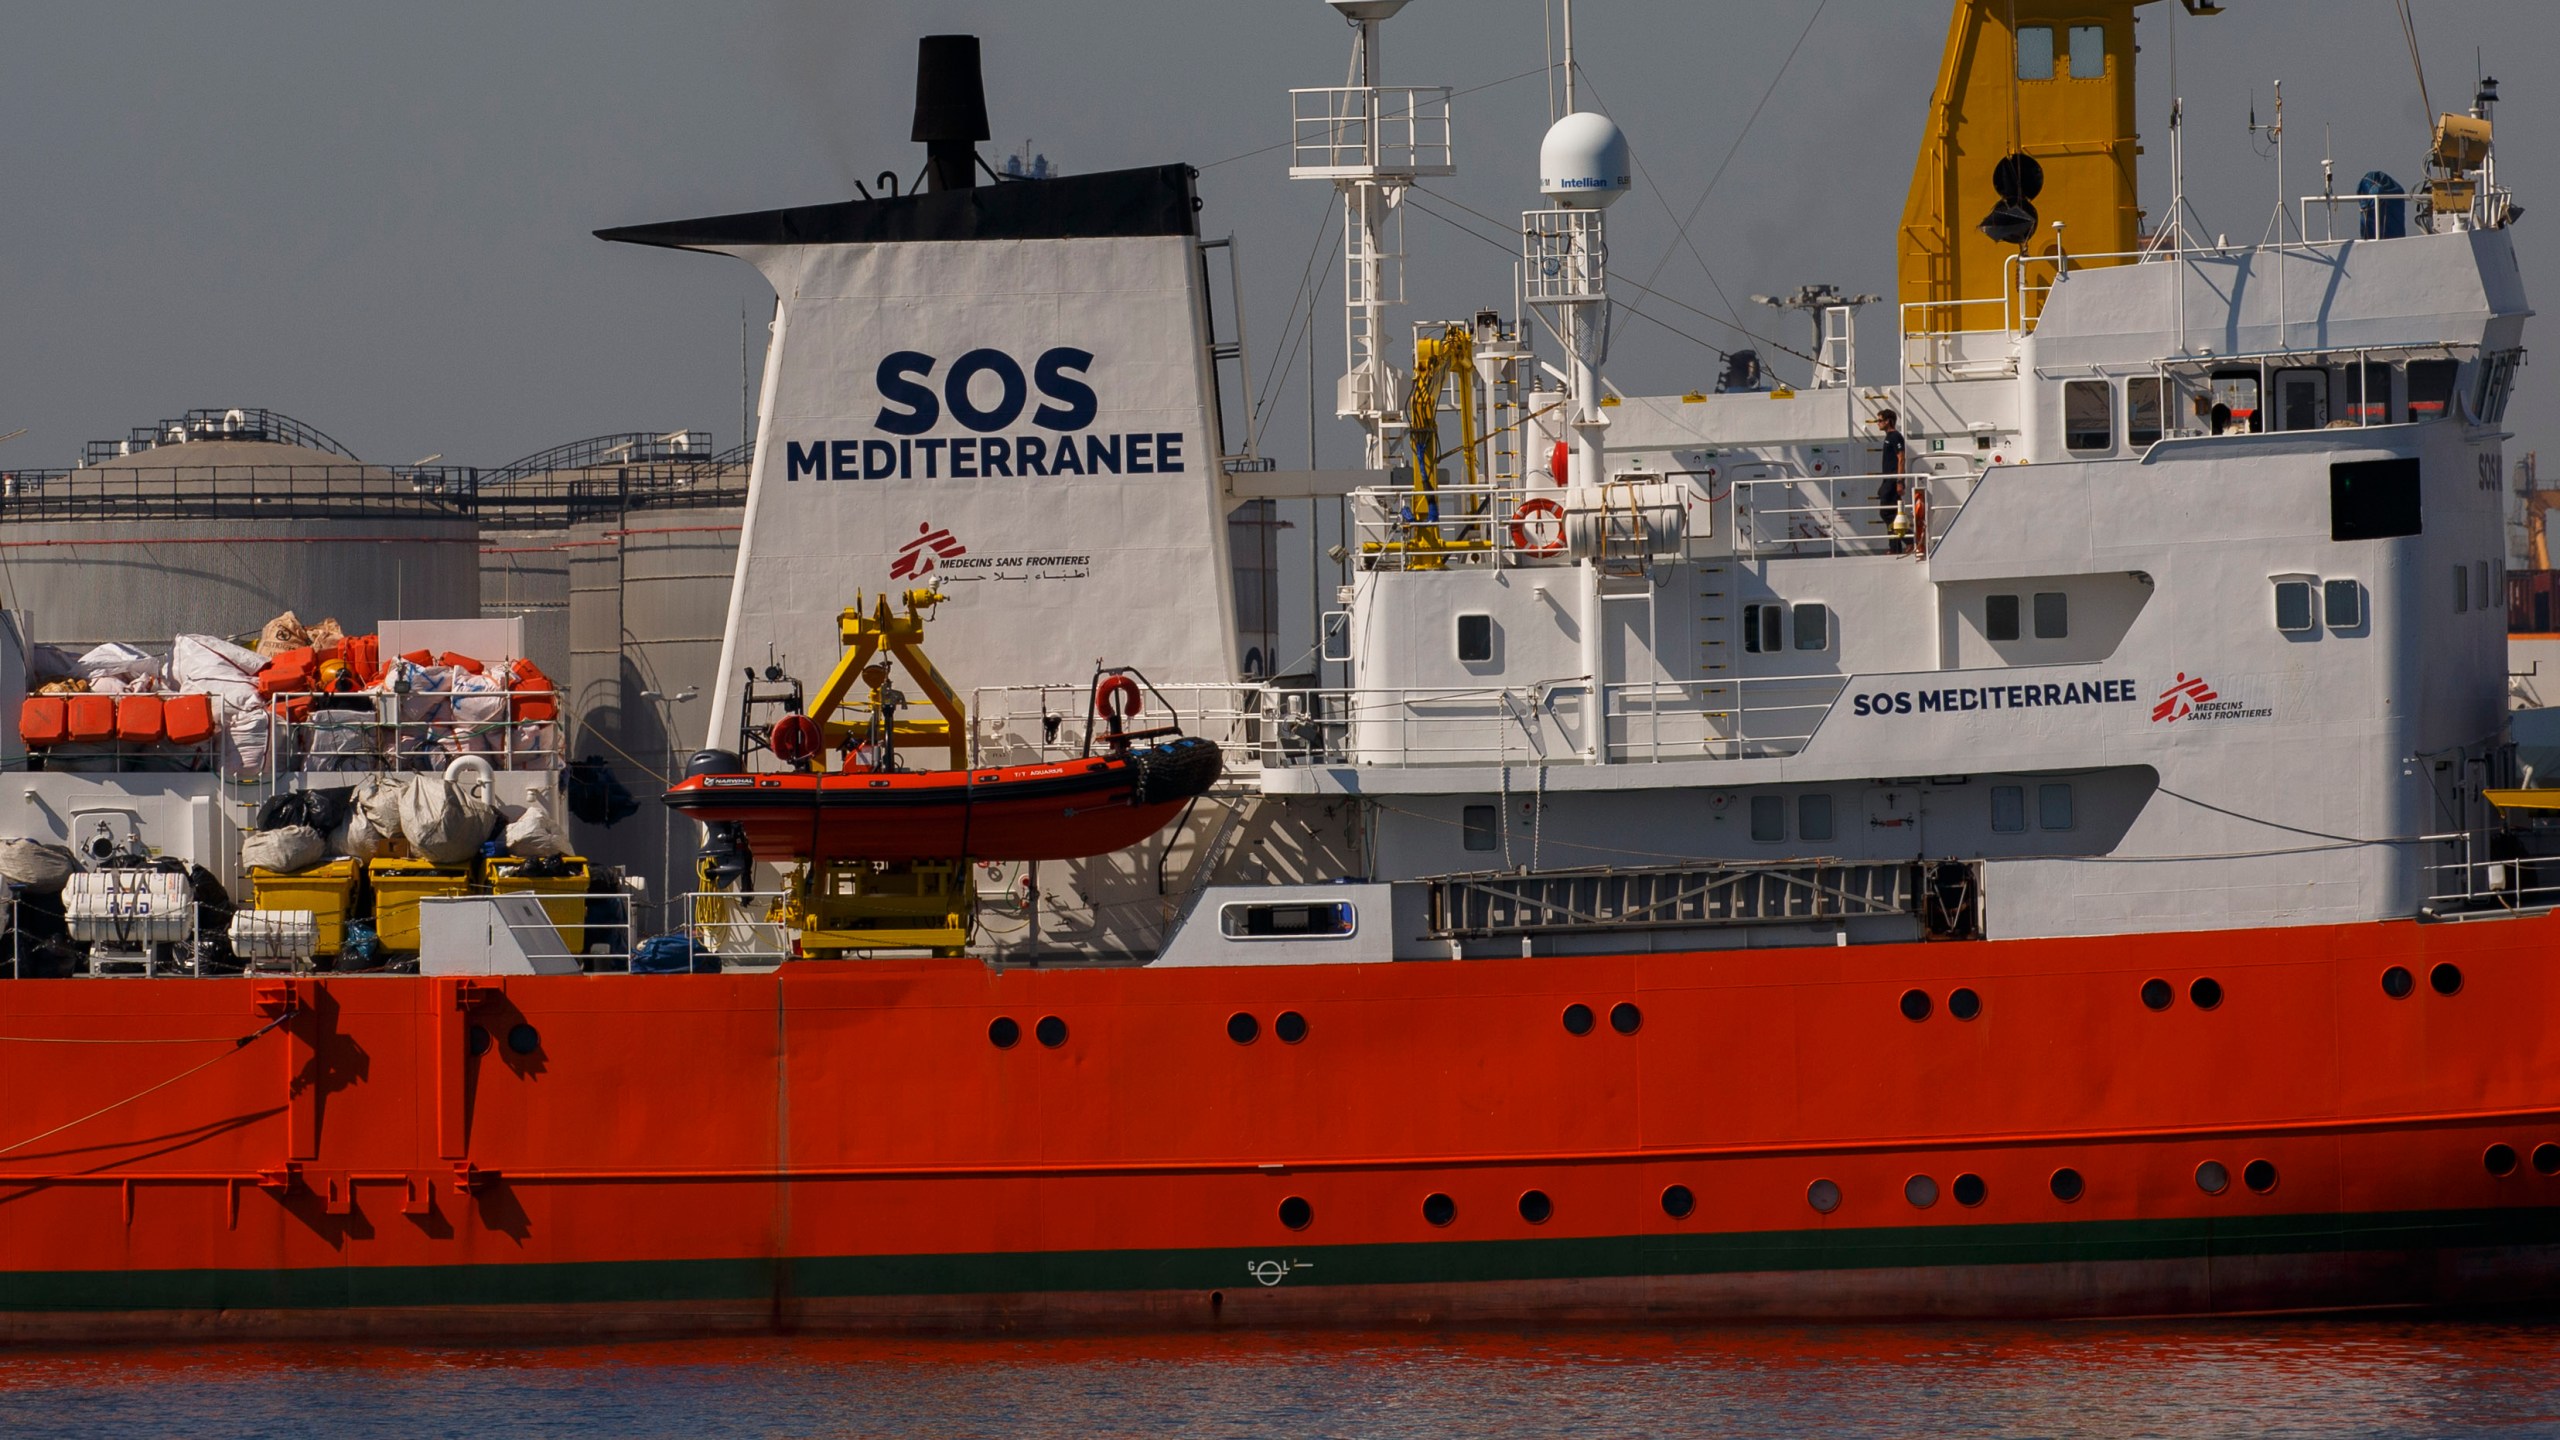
[1539,111,1630,209]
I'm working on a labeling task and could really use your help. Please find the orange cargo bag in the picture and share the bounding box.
[400,649,436,666]
[343,634,382,687]
[115,694,164,743]
[438,651,485,675]
[19,696,66,747]
[504,657,559,722]
[162,693,217,745]
[257,645,316,697]
[65,694,116,742]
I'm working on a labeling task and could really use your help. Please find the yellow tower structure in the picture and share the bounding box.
[1899,0,2225,336]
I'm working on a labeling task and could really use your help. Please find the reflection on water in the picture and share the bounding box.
[2,1315,2556,1438]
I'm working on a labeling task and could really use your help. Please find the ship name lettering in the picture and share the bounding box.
[785,431,1185,482]
[1855,678,2136,718]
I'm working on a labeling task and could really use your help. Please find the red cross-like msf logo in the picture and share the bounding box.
[2151,672,2218,723]
[890,523,967,580]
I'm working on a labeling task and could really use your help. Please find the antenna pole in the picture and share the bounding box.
[1561,0,1576,113]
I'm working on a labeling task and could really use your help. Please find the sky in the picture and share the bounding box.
[1,1,2550,481]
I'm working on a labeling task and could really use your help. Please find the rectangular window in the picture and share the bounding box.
[1986,594,2022,642]
[1991,785,2027,833]
[2210,368,2261,432]
[1462,804,1499,851]
[2068,25,2105,78]
[1456,612,1493,664]
[2455,564,2469,614]
[2330,457,2423,541]
[2323,578,2363,629]
[2127,377,2164,447]
[1793,602,1830,651]
[2033,591,2069,639]
[1743,603,1783,654]
[1799,793,1834,843]
[2348,361,2392,423]
[1220,901,1357,939]
[2063,379,2112,451]
[1750,794,1785,843]
[2274,367,2329,431]
[2479,560,2493,608]
[2406,359,2458,419]
[2039,783,2075,830]
[2017,25,2055,79]
[2274,579,2314,632]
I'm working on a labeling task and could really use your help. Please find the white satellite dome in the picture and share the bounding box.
[1539,111,1630,209]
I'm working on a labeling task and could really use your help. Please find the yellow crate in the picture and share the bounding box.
[369,857,474,952]
[486,857,592,953]
[247,859,362,956]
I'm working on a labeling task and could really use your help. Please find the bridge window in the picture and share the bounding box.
[2210,369,2260,433]
[2274,578,2315,632]
[1985,594,2021,642]
[1793,603,1830,651]
[2033,592,2068,639]
[1456,612,1494,664]
[2323,579,2363,629]
[2454,564,2470,614]
[2330,456,2422,541]
[1991,785,2027,833]
[1743,603,1784,654]
[1462,804,1499,851]
[2039,783,2075,831]
[2064,380,2112,451]
[2127,377,2164,447]
[2346,362,2392,424]
[1750,795,1785,843]
[2477,349,2523,423]
[2407,359,2457,419]
[2017,25,2055,80]
[2068,25,2105,79]
[1800,793,1834,843]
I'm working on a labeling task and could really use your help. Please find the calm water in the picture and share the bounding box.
[3,1317,2557,1438]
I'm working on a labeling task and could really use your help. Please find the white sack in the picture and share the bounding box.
[503,790,571,859]
[0,838,79,891]
[398,774,500,865]
[241,825,326,874]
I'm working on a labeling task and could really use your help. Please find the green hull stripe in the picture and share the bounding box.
[6,1207,2558,1314]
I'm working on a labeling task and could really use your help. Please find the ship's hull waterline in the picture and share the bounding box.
[3,911,2555,1340]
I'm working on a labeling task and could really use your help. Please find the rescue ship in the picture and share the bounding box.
[0,0,2554,1339]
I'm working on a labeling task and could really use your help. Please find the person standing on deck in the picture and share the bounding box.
[1872,408,1908,555]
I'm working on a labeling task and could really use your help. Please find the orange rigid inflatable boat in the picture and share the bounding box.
[663,736,1223,862]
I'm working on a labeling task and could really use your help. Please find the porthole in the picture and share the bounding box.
[987,1016,1021,1049]
[1275,1010,1309,1044]
[2195,1160,2230,1195]
[1948,987,1982,1021]
[1661,1184,1695,1219]
[2431,962,2464,996]
[1227,1012,1259,1045]
[1899,988,1932,1022]
[1807,1178,1843,1214]
[1278,1196,1313,1230]
[1036,1015,1068,1048]
[2381,965,2415,999]
[506,1023,540,1056]
[2243,1159,2279,1194]
[1422,1192,1456,1227]
[1518,1189,1553,1224]
[2049,1167,2085,1203]
[466,1025,491,1057]
[2140,978,2173,1011]
[1904,1174,1939,1209]
[1952,1173,1988,1207]
[2534,1143,2560,1177]
[1562,1003,1595,1036]
[2189,977,2223,1011]
[1610,1002,1642,1035]
[2485,1143,2520,1178]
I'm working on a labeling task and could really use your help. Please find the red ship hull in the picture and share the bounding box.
[2,911,2558,1340]
[662,737,1222,862]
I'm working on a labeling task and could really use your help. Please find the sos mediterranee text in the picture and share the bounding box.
[786,347,1185,482]
[1851,679,2139,716]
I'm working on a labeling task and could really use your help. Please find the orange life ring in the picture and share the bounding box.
[1911,486,1930,557]
[770,713,822,765]
[1093,673,1143,721]
[1509,497,1568,556]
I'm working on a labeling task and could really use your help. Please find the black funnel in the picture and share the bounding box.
[912,35,990,193]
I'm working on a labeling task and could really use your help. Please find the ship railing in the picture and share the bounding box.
[969,683,1264,774]
[1255,675,1842,768]
[1347,481,1576,571]
[265,686,564,784]
[1733,472,1963,560]
[1602,677,1844,763]
[1287,85,1454,180]
[683,888,793,967]
[2421,831,2560,918]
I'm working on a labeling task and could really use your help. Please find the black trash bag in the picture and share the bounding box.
[14,934,82,980]
[564,757,640,828]
[255,787,354,834]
